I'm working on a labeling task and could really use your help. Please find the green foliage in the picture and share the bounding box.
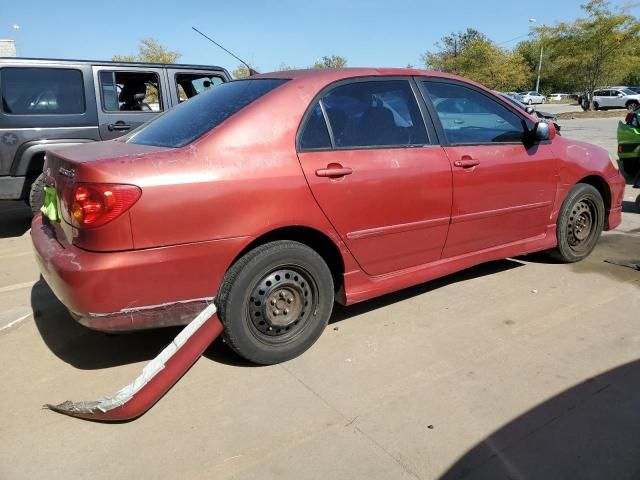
[112,38,181,64]
[232,64,250,79]
[313,55,347,69]
[533,0,640,108]
[422,31,529,91]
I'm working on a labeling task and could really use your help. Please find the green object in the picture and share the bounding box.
[617,115,640,161]
[40,186,60,223]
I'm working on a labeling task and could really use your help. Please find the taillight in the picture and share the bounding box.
[62,183,141,228]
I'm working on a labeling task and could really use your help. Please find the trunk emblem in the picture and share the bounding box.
[58,166,76,178]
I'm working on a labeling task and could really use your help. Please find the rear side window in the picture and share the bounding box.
[175,73,224,102]
[321,80,428,148]
[423,81,526,144]
[299,102,332,149]
[127,79,287,147]
[0,67,85,115]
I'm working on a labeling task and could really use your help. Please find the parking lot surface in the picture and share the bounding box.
[0,118,638,479]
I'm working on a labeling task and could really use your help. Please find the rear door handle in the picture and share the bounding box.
[107,122,131,132]
[453,158,480,168]
[316,166,353,178]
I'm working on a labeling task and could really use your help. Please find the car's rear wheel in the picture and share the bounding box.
[28,173,46,215]
[546,183,604,263]
[593,102,600,110]
[527,99,533,105]
[217,240,334,365]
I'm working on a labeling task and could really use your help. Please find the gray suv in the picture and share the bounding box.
[0,57,231,211]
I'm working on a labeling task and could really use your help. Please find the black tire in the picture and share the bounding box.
[622,158,640,178]
[28,173,45,215]
[217,240,334,365]
[593,102,600,111]
[627,100,639,111]
[527,99,533,105]
[546,183,605,263]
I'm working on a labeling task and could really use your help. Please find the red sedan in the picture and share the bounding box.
[32,68,625,364]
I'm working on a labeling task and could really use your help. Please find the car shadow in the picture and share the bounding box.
[0,201,32,238]
[33,259,524,370]
[622,199,638,214]
[438,359,640,480]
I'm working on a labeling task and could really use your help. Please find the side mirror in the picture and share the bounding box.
[534,121,556,141]
[618,93,624,97]
[525,106,535,114]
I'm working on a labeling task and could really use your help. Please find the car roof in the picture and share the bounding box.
[0,56,228,71]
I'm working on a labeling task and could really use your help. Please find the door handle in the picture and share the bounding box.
[107,122,132,132]
[453,158,480,168]
[315,166,353,178]
[454,119,464,124]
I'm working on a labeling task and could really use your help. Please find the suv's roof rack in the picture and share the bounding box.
[0,56,227,71]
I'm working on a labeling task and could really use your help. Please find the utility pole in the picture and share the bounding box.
[535,45,544,92]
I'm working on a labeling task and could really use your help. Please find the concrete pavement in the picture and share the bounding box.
[0,119,638,480]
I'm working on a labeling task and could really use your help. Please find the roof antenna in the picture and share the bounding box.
[192,26,259,76]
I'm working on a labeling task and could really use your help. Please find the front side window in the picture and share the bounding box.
[127,79,287,148]
[100,71,162,112]
[320,80,428,148]
[0,67,85,115]
[176,73,224,102]
[423,81,527,144]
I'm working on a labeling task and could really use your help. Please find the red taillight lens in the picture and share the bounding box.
[62,183,141,228]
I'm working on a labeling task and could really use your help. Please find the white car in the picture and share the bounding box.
[592,88,640,110]
[547,93,570,101]
[518,91,545,105]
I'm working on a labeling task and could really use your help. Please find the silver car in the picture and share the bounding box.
[592,88,640,111]
[518,91,546,105]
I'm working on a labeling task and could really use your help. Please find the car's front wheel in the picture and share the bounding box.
[217,240,334,365]
[546,183,604,263]
[627,100,639,111]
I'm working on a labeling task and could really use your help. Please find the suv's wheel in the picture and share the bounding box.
[626,100,639,111]
[593,102,600,110]
[217,240,334,365]
[622,158,640,178]
[546,183,604,263]
[28,173,46,215]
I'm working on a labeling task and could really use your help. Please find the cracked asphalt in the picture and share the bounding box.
[0,117,638,479]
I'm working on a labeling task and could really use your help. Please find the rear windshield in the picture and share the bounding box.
[126,79,288,147]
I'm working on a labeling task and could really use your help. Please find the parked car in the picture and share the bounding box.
[498,93,561,132]
[617,106,640,177]
[0,57,231,212]
[592,88,640,111]
[517,91,545,105]
[626,86,640,94]
[547,93,570,102]
[32,68,625,365]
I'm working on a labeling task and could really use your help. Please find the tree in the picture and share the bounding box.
[534,0,640,109]
[422,31,529,91]
[112,38,181,64]
[278,63,296,71]
[313,55,347,69]
[232,64,250,79]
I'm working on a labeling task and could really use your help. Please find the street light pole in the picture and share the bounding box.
[535,44,544,92]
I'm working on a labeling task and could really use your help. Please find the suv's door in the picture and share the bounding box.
[420,79,558,258]
[297,78,452,276]
[92,66,169,140]
[593,90,608,108]
[166,69,227,107]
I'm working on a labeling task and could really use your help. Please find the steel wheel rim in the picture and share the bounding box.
[567,197,598,252]
[247,266,317,342]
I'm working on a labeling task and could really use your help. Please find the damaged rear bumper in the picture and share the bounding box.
[31,214,247,331]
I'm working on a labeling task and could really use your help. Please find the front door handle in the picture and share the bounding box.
[107,122,132,132]
[453,158,480,168]
[316,165,353,178]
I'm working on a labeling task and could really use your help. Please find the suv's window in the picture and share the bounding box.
[299,102,332,149]
[100,71,162,112]
[0,67,85,115]
[620,88,636,96]
[424,81,526,144]
[127,79,287,148]
[320,80,427,148]
[176,73,224,102]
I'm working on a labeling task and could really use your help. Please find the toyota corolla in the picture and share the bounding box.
[32,68,625,365]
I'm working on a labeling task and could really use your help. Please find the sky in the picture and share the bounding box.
[1,0,638,73]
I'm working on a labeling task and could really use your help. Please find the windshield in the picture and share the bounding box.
[500,94,526,110]
[126,79,288,148]
[621,88,636,95]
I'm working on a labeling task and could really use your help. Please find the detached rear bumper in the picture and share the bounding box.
[31,215,247,331]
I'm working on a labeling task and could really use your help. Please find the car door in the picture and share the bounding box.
[296,78,453,276]
[593,90,608,108]
[420,79,558,259]
[93,66,169,140]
